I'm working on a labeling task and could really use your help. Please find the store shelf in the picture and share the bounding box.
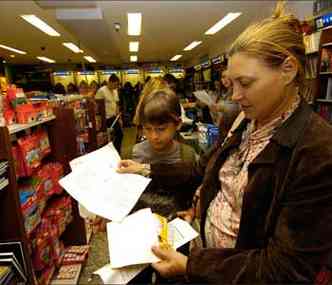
[316,99,332,103]
[8,115,56,134]
[320,71,332,75]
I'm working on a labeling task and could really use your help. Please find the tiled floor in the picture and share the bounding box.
[78,232,108,284]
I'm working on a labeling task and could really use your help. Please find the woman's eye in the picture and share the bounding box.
[239,81,252,88]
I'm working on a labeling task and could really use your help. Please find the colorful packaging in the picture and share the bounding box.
[36,130,51,159]
[17,135,41,176]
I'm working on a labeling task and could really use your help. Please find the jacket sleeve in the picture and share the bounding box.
[186,142,332,283]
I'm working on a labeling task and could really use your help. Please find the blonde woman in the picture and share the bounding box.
[150,2,332,283]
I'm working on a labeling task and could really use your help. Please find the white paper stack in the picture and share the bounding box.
[94,209,199,284]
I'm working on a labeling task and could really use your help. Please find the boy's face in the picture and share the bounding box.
[142,121,179,152]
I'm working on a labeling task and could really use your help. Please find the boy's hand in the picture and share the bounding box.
[151,245,188,278]
[117,160,144,174]
[177,208,195,223]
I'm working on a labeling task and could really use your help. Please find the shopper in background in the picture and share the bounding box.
[89,80,99,98]
[164,73,193,126]
[78,80,89,96]
[67,82,78,94]
[150,2,332,283]
[53,82,66,95]
[118,88,197,217]
[120,81,136,127]
[208,70,239,126]
[95,74,123,152]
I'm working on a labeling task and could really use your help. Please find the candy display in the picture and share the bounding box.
[62,246,89,265]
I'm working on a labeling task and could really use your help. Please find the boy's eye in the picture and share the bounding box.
[156,127,166,132]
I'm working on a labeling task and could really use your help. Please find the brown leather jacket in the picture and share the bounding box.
[186,101,332,283]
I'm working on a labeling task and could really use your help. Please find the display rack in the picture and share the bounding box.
[314,24,332,123]
[0,110,88,285]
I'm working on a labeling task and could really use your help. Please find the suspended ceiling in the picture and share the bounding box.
[0,1,313,66]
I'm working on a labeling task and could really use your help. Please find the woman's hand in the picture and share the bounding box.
[117,160,144,174]
[151,245,188,278]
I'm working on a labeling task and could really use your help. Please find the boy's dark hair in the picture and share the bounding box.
[109,73,120,83]
[139,88,181,125]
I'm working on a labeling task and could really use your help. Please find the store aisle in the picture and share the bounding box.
[78,232,108,284]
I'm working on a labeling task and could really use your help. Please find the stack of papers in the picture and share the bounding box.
[59,143,151,221]
[94,208,199,284]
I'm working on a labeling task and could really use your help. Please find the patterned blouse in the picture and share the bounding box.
[204,97,300,249]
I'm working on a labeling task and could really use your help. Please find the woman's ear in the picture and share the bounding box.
[281,56,298,85]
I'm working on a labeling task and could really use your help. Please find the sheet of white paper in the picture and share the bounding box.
[94,263,148,284]
[168,218,199,249]
[95,217,199,284]
[193,90,215,107]
[107,208,160,268]
[59,143,151,221]
[70,142,121,171]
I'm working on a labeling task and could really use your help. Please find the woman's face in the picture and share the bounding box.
[228,52,285,122]
[221,73,231,89]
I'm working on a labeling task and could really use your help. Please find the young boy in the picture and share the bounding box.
[118,88,198,217]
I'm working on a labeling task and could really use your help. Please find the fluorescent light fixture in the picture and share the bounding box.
[183,41,202,51]
[129,41,139,52]
[205,12,242,35]
[21,14,60,37]
[0,44,26,55]
[36,56,55,63]
[130,55,138,62]
[10,55,15,58]
[62,42,83,53]
[84,56,96,63]
[170,55,182,61]
[128,13,142,36]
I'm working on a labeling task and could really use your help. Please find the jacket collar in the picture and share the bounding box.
[228,100,312,165]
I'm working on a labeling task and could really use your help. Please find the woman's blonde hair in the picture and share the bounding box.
[133,77,169,125]
[229,1,306,94]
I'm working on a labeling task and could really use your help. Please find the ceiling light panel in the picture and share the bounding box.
[183,41,202,51]
[0,44,26,55]
[21,15,60,37]
[84,56,96,63]
[170,55,182,61]
[63,42,83,53]
[205,12,242,35]
[36,56,55,63]
[129,41,139,52]
[128,13,142,36]
[130,55,138,62]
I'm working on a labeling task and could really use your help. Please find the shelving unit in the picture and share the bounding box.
[0,110,88,285]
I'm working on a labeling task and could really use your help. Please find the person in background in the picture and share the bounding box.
[164,73,193,127]
[95,74,123,152]
[67,82,78,94]
[118,88,197,217]
[208,70,239,125]
[78,80,89,96]
[149,2,332,283]
[120,81,136,126]
[89,80,99,97]
[53,82,66,95]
